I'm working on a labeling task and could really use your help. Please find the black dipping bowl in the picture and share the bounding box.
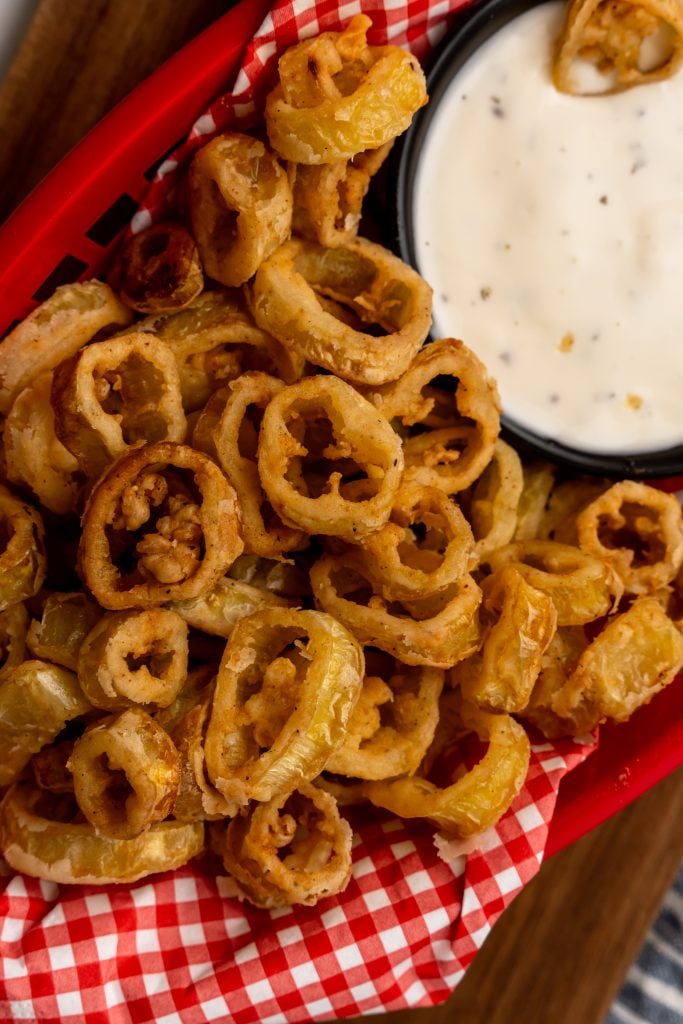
[389,0,683,479]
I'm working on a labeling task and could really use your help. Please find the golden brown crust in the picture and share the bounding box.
[79,441,243,609]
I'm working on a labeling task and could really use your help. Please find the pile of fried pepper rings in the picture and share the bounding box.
[0,16,682,910]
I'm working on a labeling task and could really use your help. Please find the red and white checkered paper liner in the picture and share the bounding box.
[0,2,596,1021]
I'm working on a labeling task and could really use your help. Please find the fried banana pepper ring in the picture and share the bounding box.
[169,685,234,821]
[77,608,188,710]
[553,0,683,95]
[487,539,620,625]
[326,652,445,779]
[310,551,482,668]
[0,782,204,884]
[69,707,181,839]
[522,626,590,738]
[290,142,393,247]
[0,485,47,611]
[31,738,77,794]
[80,441,243,609]
[0,660,91,787]
[208,372,308,557]
[0,602,29,681]
[0,280,133,414]
[514,462,556,541]
[453,566,557,714]
[373,338,501,493]
[212,783,352,908]
[251,237,432,385]
[188,132,292,288]
[155,663,215,733]
[265,15,427,164]
[538,478,609,543]
[258,375,403,542]
[361,701,530,837]
[52,333,187,480]
[170,574,288,638]
[117,221,203,313]
[133,289,303,411]
[204,607,364,806]
[547,597,683,734]
[466,439,524,564]
[355,481,475,602]
[574,480,683,595]
[27,591,102,670]
[4,372,82,515]
[228,553,310,598]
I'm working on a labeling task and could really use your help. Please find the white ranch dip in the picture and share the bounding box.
[413,1,683,454]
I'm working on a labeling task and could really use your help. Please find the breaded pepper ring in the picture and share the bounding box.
[372,338,501,493]
[204,607,364,807]
[487,539,621,626]
[79,441,243,609]
[77,608,189,710]
[69,707,181,840]
[554,0,683,95]
[265,15,427,164]
[532,598,683,736]
[211,783,353,908]
[0,782,204,884]
[51,333,187,481]
[169,685,234,821]
[4,372,82,516]
[453,565,558,714]
[0,280,133,415]
[360,700,531,837]
[188,132,292,288]
[514,462,556,541]
[310,550,482,668]
[466,438,524,565]
[27,592,102,671]
[575,480,683,595]
[326,651,445,779]
[132,289,303,411]
[0,660,91,787]
[0,603,29,681]
[117,221,204,313]
[208,372,308,557]
[354,481,475,602]
[0,484,47,612]
[170,574,288,639]
[251,237,432,385]
[258,375,403,542]
[290,142,393,247]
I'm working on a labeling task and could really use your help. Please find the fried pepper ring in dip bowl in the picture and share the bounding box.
[553,0,683,94]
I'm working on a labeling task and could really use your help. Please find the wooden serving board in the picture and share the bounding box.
[1,3,682,1023]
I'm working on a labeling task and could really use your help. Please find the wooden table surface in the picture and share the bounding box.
[1,2,682,1021]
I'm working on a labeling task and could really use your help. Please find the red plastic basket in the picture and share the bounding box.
[0,0,679,856]
[0,4,681,1022]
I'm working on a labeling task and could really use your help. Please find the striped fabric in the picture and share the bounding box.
[607,867,683,1024]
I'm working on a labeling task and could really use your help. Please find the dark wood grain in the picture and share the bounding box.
[365,768,683,1024]
[0,0,226,222]
[1,4,681,1022]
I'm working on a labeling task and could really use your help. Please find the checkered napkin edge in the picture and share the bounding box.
[0,739,591,1024]
[131,0,465,233]
[0,2,595,1022]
